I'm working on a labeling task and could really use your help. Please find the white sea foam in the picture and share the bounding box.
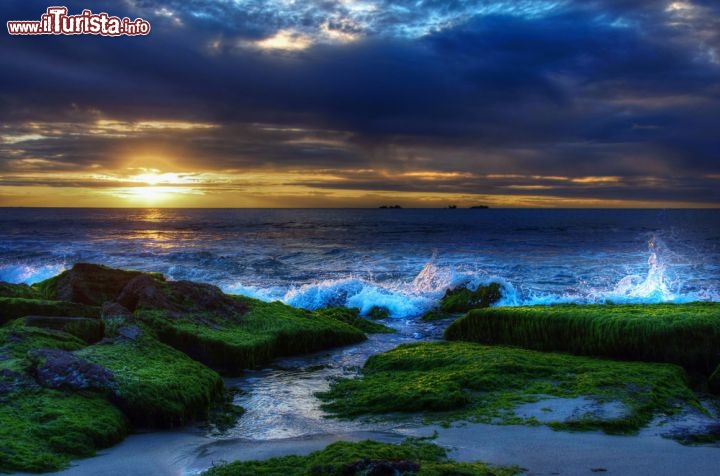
[0,263,67,285]
[219,236,718,316]
[2,235,716,316]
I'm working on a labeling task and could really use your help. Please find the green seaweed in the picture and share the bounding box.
[203,439,521,476]
[313,307,395,334]
[77,331,224,427]
[0,324,86,374]
[319,341,699,435]
[34,263,157,305]
[21,316,104,344]
[0,297,100,325]
[137,297,367,375]
[445,303,720,374]
[0,325,127,473]
[422,283,502,320]
[0,389,128,473]
[367,306,391,319]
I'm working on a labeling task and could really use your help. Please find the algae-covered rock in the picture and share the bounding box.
[117,274,247,319]
[35,263,150,305]
[367,306,391,319]
[0,389,128,473]
[445,303,720,374]
[314,307,394,334]
[0,326,127,473]
[77,331,224,427]
[139,297,367,375]
[22,316,104,343]
[0,297,99,325]
[439,282,502,313]
[422,282,502,320]
[204,439,521,476]
[28,348,116,392]
[319,341,699,435]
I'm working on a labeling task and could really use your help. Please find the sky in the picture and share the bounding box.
[1,0,719,208]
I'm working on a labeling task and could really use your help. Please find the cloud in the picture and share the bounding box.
[1,0,719,206]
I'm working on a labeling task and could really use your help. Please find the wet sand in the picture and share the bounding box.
[45,421,720,476]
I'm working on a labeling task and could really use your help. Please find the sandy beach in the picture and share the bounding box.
[46,421,720,476]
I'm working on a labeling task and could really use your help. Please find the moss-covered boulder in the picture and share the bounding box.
[319,341,699,435]
[28,348,116,392]
[77,329,224,427]
[22,316,104,343]
[117,274,248,318]
[0,326,127,473]
[422,282,502,320]
[138,297,367,375]
[445,303,720,374]
[0,389,128,473]
[203,439,521,476]
[367,306,391,319]
[34,263,152,305]
[314,307,394,334]
[0,297,99,325]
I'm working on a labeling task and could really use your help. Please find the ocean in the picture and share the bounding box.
[1,208,718,317]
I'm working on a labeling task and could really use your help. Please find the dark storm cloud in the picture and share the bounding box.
[1,0,719,204]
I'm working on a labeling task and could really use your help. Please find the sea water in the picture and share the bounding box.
[1,208,718,316]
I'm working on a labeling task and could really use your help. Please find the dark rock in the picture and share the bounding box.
[0,297,99,325]
[102,302,133,320]
[367,306,390,319]
[117,275,246,320]
[116,275,175,312]
[338,459,420,476]
[22,316,104,344]
[41,263,151,305]
[28,348,116,392]
[439,282,502,313]
[0,368,39,398]
[117,325,142,341]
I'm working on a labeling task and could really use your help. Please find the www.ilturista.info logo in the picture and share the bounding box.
[7,7,151,36]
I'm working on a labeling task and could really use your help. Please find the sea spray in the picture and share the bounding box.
[0,262,67,285]
[2,209,718,312]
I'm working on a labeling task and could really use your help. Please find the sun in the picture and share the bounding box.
[131,186,170,202]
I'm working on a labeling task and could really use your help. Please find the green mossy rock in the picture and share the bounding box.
[203,439,521,476]
[22,316,104,344]
[367,306,391,319]
[77,330,224,428]
[1,325,86,374]
[35,263,157,305]
[138,297,367,375]
[319,341,698,435]
[0,326,127,473]
[314,307,394,334]
[439,282,502,313]
[422,283,502,320]
[0,389,128,473]
[445,303,720,374]
[0,297,99,325]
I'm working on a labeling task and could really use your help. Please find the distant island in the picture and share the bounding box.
[379,205,403,209]
[470,205,490,209]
